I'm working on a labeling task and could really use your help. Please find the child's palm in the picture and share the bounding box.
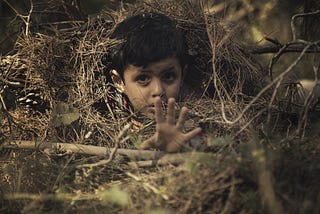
[140,98,201,152]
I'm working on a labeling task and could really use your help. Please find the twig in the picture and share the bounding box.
[3,0,33,36]
[235,108,266,137]
[204,2,226,15]
[297,62,320,138]
[125,172,169,200]
[77,123,131,168]
[266,76,283,127]
[126,152,209,168]
[3,192,96,202]
[267,43,289,81]
[220,43,312,125]
[221,175,236,214]
[291,10,320,42]
[76,136,130,168]
[0,76,23,87]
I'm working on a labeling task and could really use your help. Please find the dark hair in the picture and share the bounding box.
[105,12,190,78]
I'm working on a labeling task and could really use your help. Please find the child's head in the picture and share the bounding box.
[108,12,189,78]
[106,12,190,115]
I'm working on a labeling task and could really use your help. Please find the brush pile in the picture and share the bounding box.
[1,0,319,213]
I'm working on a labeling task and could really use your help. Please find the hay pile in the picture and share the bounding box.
[0,0,266,145]
[1,0,320,213]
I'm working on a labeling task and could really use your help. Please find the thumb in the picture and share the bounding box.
[139,135,156,150]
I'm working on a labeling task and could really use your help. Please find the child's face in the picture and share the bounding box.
[119,57,182,115]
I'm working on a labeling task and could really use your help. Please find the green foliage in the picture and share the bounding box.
[184,152,220,175]
[50,102,80,127]
[207,135,233,147]
[98,186,130,206]
[133,134,143,149]
[147,208,172,214]
[184,158,198,175]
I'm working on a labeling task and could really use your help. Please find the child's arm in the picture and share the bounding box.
[139,97,202,152]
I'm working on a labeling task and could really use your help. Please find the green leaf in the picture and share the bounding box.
[50,102,80,127]
[133,134,143,148]
[99,186,130,206]
[148,208,172,214]
[184,158,198,175]
[207,135,233,147]
[198,153,218,168]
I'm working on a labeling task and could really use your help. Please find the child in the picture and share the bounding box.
[103,12,202,152]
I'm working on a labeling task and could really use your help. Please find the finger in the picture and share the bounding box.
[154,97,165,123]
[183,127,202,141]
[166,98,175,124]
[176,107,188,130]
[139,136,156,150]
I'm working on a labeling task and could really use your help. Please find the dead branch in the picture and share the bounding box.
[2,140,162,159]
[247,10,320,59]
[247,43,320,54]
[291,10,320,42]
[3,192,97,202]
[77,123,132,168]
[2,140,217,167]
[297,64,320,138]
[126,152,210,168]
[205,2,226,15]
[3,0,33,36]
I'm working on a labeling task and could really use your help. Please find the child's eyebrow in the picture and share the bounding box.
[137,69,150,74]
[161,66,176,72]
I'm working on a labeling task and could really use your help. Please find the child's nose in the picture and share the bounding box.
[151,79,165,98]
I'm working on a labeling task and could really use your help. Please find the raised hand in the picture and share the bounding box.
[139,97,202,152]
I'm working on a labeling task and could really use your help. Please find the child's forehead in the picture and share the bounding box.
[130,57,180,72]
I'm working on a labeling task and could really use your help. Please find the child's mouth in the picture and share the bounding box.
[144,100,168,115]
[148,105,155,113]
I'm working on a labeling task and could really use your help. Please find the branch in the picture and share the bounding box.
[2,140,163,160]
[77,123,131,168]
[291,10,320,42]
[2,140,217,167]
[3,0,33,36]
[246,43,320,54]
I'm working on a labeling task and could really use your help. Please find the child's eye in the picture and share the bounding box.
[162,72,176,83]
[136,74,151,85]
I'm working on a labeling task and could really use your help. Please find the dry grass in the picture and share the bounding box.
[1,0,320,213]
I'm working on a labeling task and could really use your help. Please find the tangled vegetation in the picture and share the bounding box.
[1,0,320,213]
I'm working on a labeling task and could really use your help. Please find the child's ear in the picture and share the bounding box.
[110,69,125,92]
